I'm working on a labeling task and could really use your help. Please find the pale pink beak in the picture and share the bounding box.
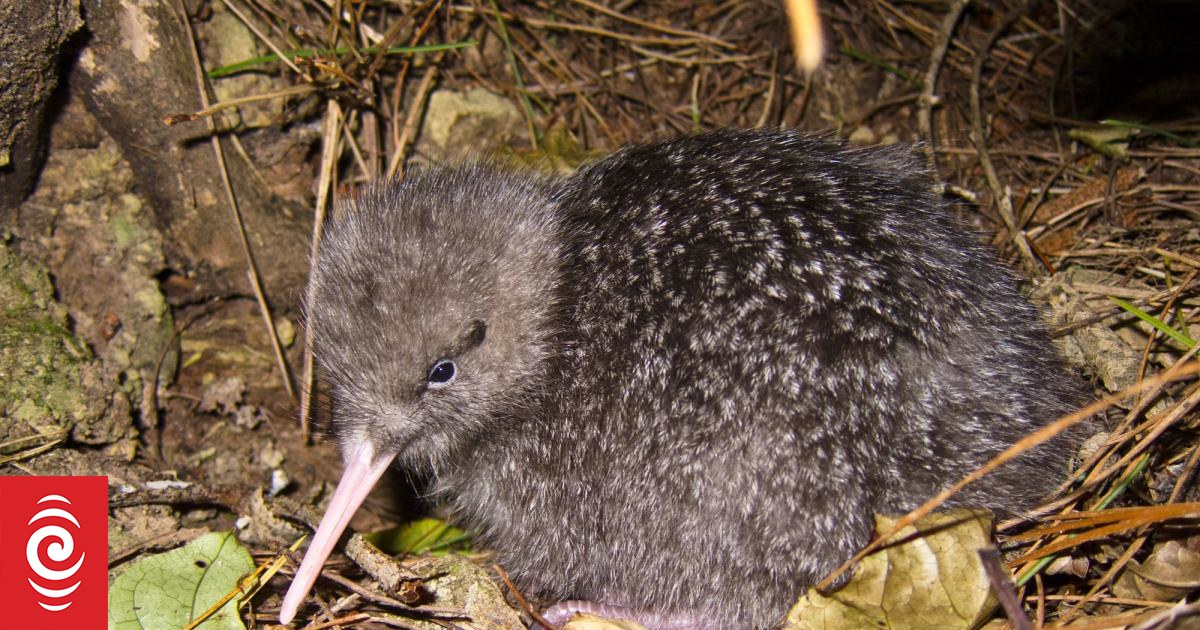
[279,441,394,625]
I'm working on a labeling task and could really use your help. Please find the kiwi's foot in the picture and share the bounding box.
[538,600,714,630]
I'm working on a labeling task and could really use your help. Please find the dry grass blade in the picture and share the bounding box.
[173,0,295,399]
[0,428,70,465]
[299,101,344,440]
[1007,504,1200,565]
[968,0,1041,274]
[917,0,968,171]
[569,0,735,49]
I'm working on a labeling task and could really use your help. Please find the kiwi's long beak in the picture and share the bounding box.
[278,441,394,625]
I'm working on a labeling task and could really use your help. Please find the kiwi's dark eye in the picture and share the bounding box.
[427,360,457,387]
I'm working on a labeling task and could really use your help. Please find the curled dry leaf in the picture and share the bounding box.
[1114,539,1200,603]
[784,509,997,630]
[1045,555,1090,578]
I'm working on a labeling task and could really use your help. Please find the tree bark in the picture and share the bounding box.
[74,0,310,311]
[0,0,82,212]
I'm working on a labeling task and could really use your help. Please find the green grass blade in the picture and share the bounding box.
[838,46,914,83]
[1108,295,1195,349]
[487,0,541,146]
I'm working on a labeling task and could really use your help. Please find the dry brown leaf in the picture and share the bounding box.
[784,509,997,630]
[1030,167,1142,224]
[1113,539,1200,603]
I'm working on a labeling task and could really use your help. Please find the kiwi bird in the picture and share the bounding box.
[279,129,1083,629]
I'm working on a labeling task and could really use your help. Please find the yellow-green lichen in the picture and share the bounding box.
[0,244,92,441]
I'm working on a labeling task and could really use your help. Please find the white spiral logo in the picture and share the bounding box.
[26,494,85,612]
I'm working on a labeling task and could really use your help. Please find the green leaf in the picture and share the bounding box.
[1068,125,1136,158]
[363,517,471,555]
[109,531,254,630]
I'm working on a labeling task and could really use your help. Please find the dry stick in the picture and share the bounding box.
[1133,270,1199,396]
[875,0,938,43]
[387,49,415,167]
[1001,371,1200,610]
[568,0,735,49]
[509,23,596,111]
[516,26,618,146]
[321,0,384,43]
[1128,600,1200,630]
[968,0,1041,275]
[163,84,319,125]
[341,110,374,183]
[1075,373,1200,500]
[918,0,968,173]
[326,584,364,617]
[784,68,815,129]
[320,0,353,61]
[1017,162,1068,229]
[625,45,764,67]
[443,4,705,48]
[387,0,446,162]
[1083,448,1200,608]
[1007,494,1197,562]
[220,0,308,78]
[305,612,372,630]
[1020,342,1200,525]
[1038,594,1174,608]
[310,58,366,91]
[300,102,345,441]
[1051,608,1184,630]
[1052,277,1200,339]
[0,429,69,467]
[144,298,227,461]
[814,361,1200,592]
[365,615,428,629]
[1055,525,1149,624]
[1169,435,1200,505]
[319,571,466,618]
[1154,247,1200,270]
[387,65,440,179]
[493,563,555,630]
[1032,572,1046,627]
[1054,381,1200,622]
[175,0,296,399]
[841,92,921,129]
[380,0,450,177]
[228,135,274,192]
[359,83,382,179]
[358,1,432,87]
[753,52,778,129]
[485,0,538,148]
[979,547,1033,630]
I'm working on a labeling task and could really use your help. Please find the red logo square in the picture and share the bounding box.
[0,476,108,630]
